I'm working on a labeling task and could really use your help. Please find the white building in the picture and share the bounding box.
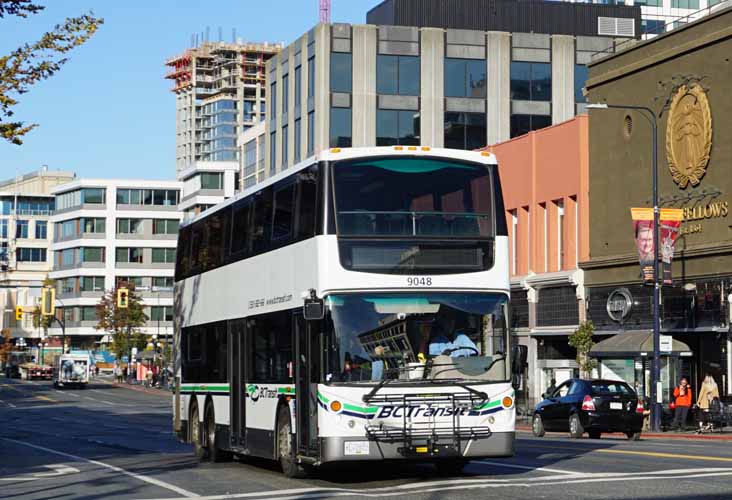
[48,179,182,346]
[0,168,75,340]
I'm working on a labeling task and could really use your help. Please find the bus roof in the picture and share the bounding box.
[182,146,498,228]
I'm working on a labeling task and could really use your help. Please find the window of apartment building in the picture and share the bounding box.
[510,114,552,138]
[671,0,698,8]
[0,242,7,261]
[58,277,75,294]
[377,55,419,96]
[444,112,486,150]
[116,276,143,289]
[60,248,75,266]
[116,247,143,264]
[308,56,315,98]
[270,80,277,116]
[81,276,104,292]
[330,107,352,148]
[270,131,277,173]
[294,119,302,164]
[376,109,420,146]
[152,248,176,264]
[82,188,105,204]
[636,0,662,6]
[200,172,223,190]
[510,61,551,101]
[81,247,104,263]
[245,139,257,177]
[445,58,486,99]
[82,217,105,234]
[152,276,174,291]
[511,288,529,329]
[16,247,46,262]
[0,220,7,238]
[294,65,302,108]
[537,286,579,327]
[282,125,289,166]
[116,189,179,206]
[16,220,28,239]
[17,198,53,215]
[574,64,588,103]
[641,19,665,35]
[307,111,315,156]
[330,52,352,93]
[0,200,12,215]
[153,219,179,235]
[81,306,97,321]
[282,73,289,112]
[35,221,47,239]
[258,135,265,173]
[117,218,143,235]
[56,220,75,239]
[150,306,174,322]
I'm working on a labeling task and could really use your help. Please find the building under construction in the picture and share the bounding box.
[165,40,282,174]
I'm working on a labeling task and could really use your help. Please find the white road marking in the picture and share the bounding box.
[139,467,732,500]
[0,437,198,498]
[55,389,81,397]
[0,399,17,408]
[0,464,80,482]
[475,459,579,475]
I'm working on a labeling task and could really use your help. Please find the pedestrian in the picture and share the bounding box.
[696,374,720,433]
[545,378,557,398]
[146,365,153,387]
[122,365,128,382]
[670,377,692,431]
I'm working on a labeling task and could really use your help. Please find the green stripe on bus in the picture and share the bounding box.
[180,384,230,392]
[277,387,296,394]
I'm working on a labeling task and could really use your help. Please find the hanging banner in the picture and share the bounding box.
[630,208,684,285]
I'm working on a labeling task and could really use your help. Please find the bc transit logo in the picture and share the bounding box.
[246,384,259,402]
[376,405,471,418]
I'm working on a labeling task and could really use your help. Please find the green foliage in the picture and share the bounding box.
[96,281,149,358]
[32,276,55,331]
[568,320,598,377]
[0,1,103,144]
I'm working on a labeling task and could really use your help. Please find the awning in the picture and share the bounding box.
[590,331,693,358]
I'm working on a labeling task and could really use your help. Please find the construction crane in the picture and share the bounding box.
[320,0,331,23]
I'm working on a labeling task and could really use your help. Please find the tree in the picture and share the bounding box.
[568,321,598,378]
[1,1,103,144]
[96,281,148,359]
[0,328,13,366]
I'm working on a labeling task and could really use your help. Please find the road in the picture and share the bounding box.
[2,376,732,500]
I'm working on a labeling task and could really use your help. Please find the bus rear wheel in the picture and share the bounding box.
[205,403,231,463]
[277,405,308,478]
[190,403,207,461]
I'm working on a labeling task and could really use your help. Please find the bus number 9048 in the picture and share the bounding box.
[407,277,432,287]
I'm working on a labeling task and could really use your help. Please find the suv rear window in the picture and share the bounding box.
[591,381,633,395]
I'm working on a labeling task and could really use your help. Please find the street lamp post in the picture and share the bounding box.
[587,102,661,432]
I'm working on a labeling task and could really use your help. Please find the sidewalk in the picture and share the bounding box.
[95,374,170,397]
[516,423,732,441]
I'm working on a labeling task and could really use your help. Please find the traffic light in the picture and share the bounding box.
[41,287,55,316]
[15,306,23,321]
[117,287,129,309]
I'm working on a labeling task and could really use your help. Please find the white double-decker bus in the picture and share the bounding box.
[173,146,525,477]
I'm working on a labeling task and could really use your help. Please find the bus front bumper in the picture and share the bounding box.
[319,431,514,463]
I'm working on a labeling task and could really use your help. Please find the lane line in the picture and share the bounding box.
[55,389,81,397]
[474,460,578,475]
[35,395,57,403]
[138,468,732,500]
[596,448,732,463]
[0,437,198,498]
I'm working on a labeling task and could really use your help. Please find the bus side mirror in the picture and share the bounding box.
[303,298,324,321]
[511,344,527,376]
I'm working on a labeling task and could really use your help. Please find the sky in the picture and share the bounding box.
[0,0,383,181]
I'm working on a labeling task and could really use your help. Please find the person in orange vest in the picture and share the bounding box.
[670,377,693,431]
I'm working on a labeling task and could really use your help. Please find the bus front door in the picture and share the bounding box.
[295,315,320,456]
[229,319,246,449]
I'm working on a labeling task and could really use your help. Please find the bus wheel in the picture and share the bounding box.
[206,403,231,463]
[191,403,208,461]
[277,405,308,478]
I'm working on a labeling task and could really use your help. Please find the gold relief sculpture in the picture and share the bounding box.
[666,83,712,189]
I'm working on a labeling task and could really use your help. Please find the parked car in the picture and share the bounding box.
[532,378,644,440]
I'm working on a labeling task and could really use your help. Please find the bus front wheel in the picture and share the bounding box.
[277,405,308,478]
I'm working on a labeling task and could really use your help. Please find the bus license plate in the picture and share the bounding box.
[344,441,370,456]
[610,402,622,410]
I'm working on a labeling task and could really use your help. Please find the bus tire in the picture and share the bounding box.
[190,402,208,461]
[277,405,308,478]
[205,403,231,463]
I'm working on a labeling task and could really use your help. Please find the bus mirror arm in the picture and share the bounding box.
[511,344,528,377]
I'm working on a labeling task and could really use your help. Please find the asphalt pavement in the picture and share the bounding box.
[2,376,732,500]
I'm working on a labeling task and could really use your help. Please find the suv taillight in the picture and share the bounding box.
[581,395,596,411]
[636,399,644,413]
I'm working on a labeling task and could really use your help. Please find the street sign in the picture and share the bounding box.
[660,335,673,353]
[131,347,138,355]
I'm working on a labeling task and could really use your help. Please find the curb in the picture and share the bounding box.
[112,382,170,397]
[516,425,732,441]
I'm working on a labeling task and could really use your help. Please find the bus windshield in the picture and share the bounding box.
[332,157,494,238]
[324,293,509,384]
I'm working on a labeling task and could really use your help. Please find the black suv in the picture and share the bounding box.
[532,378,644,440]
